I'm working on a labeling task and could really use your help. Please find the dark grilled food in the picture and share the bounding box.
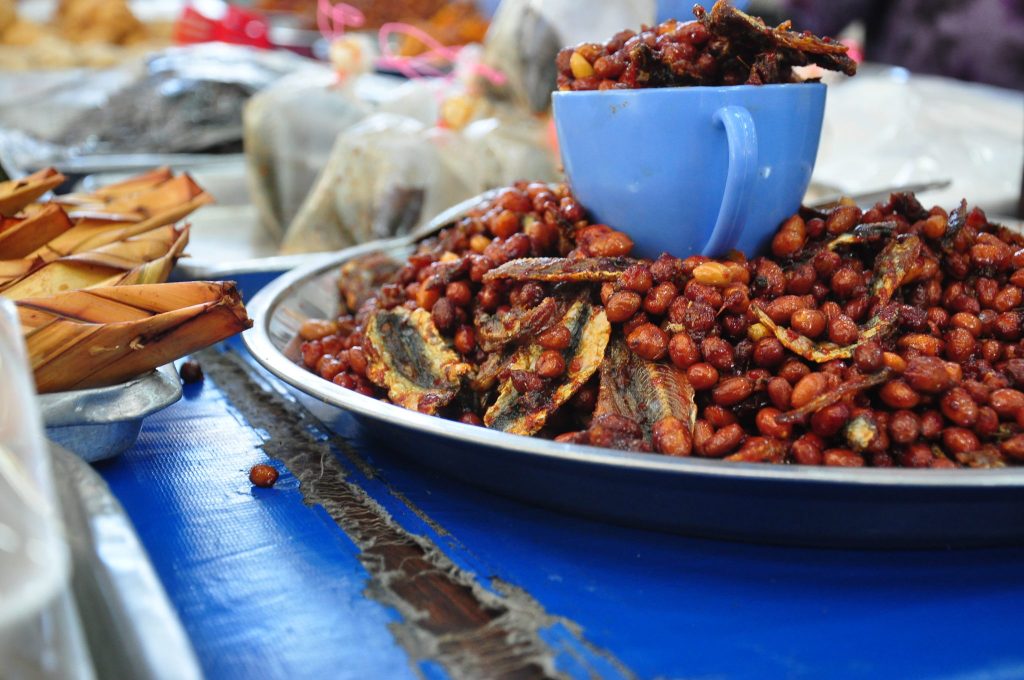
[297,179,1024,469]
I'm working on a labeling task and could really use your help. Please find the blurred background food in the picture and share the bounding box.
[0,0,1018,271]
[0,0,172,69]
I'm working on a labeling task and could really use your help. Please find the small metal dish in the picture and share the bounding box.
[38,365,182,463]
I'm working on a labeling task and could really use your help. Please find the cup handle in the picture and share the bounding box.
[702,105,758,256]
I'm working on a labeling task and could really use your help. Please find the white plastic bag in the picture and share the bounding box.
[814,66,1024,214]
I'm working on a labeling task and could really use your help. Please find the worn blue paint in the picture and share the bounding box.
[310,403,1024,680]
[97,375,417,680]
[99,270,1024,679]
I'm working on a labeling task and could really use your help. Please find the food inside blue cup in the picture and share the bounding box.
[552,1,857,259]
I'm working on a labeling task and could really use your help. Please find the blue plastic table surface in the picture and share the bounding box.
[97,271,1024,680]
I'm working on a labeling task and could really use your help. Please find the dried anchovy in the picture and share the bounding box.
[421,258,471,291]
[467,350,510,393]
[778,370,892,425]
[484,300,610,435]
[483,257,636,284]
[364,306,471,414]
[724,438,787,463]
[870,234,922,305]
[695,1,857,76]
[751,304,897,363]
[826,221,900,251]
[475,297,561,352]
[337,252,401,314]
[595,336,697,441]
[941,200,968,255]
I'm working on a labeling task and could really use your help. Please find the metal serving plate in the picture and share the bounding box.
[38,364,182,463]
[52,443,202,680]
[243,237,1024,550]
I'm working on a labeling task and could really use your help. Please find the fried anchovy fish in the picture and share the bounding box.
[757,233,917,360]
[595,336,697,441]
[870,234,922,305]
[337,252,401,314]
[826,221,900,251]
[364,306,471,414]
[482,257,636,284]
[475,296,560,352]
[778,370,891,425]
[484,300,610,435]
[751,303,898,363]
[941,200,968,256]
[696,1,857,76]
[724,438,787,464]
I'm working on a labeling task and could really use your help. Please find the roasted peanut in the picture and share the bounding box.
[791,372,829,408]
[705,405,738,428]
[823,448,864,467]
[687,362,719,390]
[653,417,693,456]
[766,376,793,410]
[791,433,824,465]
[903,356,954,394]
[990,388,1024,420]
[701,337,735,371]
[606,291,643,322]
[627,323,669,361]
[756,407,792,439]
[702,423,745,457]
[879,380,921,409]
[712,376,755,406]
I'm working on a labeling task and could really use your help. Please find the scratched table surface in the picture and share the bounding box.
[96,271,1024,680]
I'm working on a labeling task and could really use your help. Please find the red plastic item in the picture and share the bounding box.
[174,2,273,48]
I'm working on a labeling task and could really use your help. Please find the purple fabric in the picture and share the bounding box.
[786,0,1024,91]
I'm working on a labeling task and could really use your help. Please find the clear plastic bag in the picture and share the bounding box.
[243,64,380,239]
[242,35,470,238]
[482,0,655,112]
[814,66,1024,215]
[0,298,73,676]
[278,104,559,254]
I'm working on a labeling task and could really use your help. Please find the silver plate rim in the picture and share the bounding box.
[244,240,1024,490]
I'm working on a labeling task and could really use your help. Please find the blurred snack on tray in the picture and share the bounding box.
[255,0,446,31]
[55,0,149,44]
[0,0,171,69]
[395,1,489,57]
[0,43,313,174]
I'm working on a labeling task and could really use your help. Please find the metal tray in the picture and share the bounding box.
[38,365,182,463]
[243,246,1024,550]
[52,443,202,680]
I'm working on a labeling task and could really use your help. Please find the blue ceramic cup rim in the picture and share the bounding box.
[552,81,826,99]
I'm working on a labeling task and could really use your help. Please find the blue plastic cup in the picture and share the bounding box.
[552,83,826,259]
